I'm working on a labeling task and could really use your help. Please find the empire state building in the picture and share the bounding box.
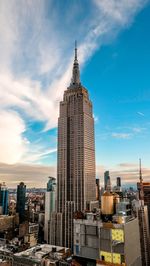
[57,43,96,248]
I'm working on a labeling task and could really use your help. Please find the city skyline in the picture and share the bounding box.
[0,0,150,187]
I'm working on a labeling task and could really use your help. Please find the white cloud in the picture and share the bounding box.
[137,111,145,116]
[132,127,146,133]
[0,163,56,188]
[0,0,148,165]
[94,114,99,123]
[96,162,150,186]
[23,148,57,163]
[112,132,132,139]
[0,111,26,164]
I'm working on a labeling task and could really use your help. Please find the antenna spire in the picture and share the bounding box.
[139,158,144,200]
[139,158,143,183]
[75,40,77,61]
[70,41,80,87]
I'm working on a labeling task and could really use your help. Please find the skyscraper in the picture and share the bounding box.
[16,182,26,223]
[136,159,150,266]
[104,170,110,190]
[57,42,96,248]
[44,177,56,243]
[0,182,8,215]
[116,176,121,187]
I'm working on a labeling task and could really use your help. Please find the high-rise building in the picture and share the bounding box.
[133,201,150,266]
[96,178,100,202]
[117,176,121,187]
[0,182,8,215]
[44,177,56,243]
[16,182,26,223]
[104,171,110,190]
[136,160,150,266]
[137,182,150,233]
[57,42,96,249]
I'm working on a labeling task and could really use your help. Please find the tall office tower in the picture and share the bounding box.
[117,176,121,187]
[16,182,26,223]
[44,177,56,243]
[137,182,150,234]
[96,178,100,201]
[136,160,150,266]
[106,175,112,192]
[0,182,8,215]
[57,43,96,249]
[104,170,110,190]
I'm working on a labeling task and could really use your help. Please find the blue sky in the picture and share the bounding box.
[0,0,150,187]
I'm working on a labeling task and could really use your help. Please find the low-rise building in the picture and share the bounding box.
[13,244,71,266]
[74,213,141,266]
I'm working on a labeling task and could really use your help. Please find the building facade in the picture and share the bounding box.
[104,171,110,191]
[74,213,142,266]
[0,183,8,215]
[16,182,26,223]
[56,43,96,248]
[137,182,150,231]
[44,177,56,242]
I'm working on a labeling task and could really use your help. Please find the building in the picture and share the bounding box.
[0,215,19,240]
[16,182,26,223]
[96,178,100,202]
[136,161,150,266]
[56,43,96,249]
[132,200,150,266]
[13,244,71,266]
[74,204,142,266]
[137,182,150,232]
[104,171,110,190]
[44,177,56,243]
[0,246,13,266]
[0,183,8,215]
[74,212,141,266]
[48,212,64,246]
[117,177,121,187]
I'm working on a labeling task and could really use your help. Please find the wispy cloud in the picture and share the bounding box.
[112,132,132,139]
[96,161,150,185]
[0,163,56,188]
[137,111,145,116]
[0,0,148,165]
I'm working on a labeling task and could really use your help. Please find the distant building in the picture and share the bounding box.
[44,177,56,243]
[117,176,121,187]
[16,182,26,223]
[0,183,8,215]
[104,171,110,190]
[96,178,100,202]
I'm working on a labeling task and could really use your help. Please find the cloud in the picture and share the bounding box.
[118,163,138,168]
[1,160,149,188]
[112,132,132,139]
[137,111,145,116]
[0,163,56,188]
[22,148,57,163]
[94,114,99,123]
[0,111,26,164]
[0,0,148,165]
[96,162,150,185]
[132,127,146,133]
